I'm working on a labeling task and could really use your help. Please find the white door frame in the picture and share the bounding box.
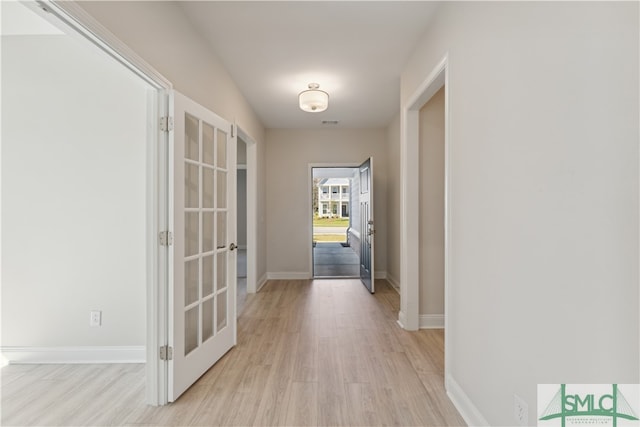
[47,0,173,406]
[237,126,258,294]
[400,54,451,387]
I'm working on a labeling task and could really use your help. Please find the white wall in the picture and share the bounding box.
[265,129,387,276]
[402,2,639,425]
[77,1,268,283]
[386,114,401,289]
[2,35,149,348]
[419,87,445,316]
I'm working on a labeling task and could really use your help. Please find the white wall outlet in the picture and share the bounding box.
[514,394,529,426]
[90,310,102,327]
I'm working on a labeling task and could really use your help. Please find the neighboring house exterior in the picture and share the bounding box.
[317,177,349,218]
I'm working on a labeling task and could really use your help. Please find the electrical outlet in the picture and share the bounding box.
[514,394,528,426]
[90,310,102,327]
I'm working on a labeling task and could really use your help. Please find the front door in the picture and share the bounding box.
[359,157,375,293]
[169,91,237,401]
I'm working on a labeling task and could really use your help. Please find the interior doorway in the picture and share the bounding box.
[1,0,167,405]
[1,0,155,357]
[237,140,248,311]
[311,167,359,278]
[401,55,450,386]
[0,0,176,405]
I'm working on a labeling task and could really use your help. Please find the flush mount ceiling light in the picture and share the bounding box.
[299,83,329,113]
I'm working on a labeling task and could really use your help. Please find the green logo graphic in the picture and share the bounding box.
[539,384,639,427]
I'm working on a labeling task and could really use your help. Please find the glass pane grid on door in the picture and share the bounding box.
[183,113,230,357]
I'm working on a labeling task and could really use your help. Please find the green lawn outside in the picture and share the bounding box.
[313,217,349,227]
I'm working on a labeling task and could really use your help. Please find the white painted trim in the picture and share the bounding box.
[397,310,407,329]
[387,272,401,293]
[446,374,490,427]
[159,91,174,407]
[267,272,311,280]
[400,109,420,330]
[419,314,445,329]
[443,64,453,397]
[237,127,258,296]
[256,273,268,292]
[1,346,146,364]
[230,125,239,348]
[407,59,447,110]
[145,89,167,407]
[47,1,172,90]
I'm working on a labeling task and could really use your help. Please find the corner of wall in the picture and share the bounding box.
[446,374,490,427]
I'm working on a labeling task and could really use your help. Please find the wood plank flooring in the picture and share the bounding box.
[1,279,466,426]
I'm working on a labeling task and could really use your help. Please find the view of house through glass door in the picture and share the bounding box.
[311,167,359,277]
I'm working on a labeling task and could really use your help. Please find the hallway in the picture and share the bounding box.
[2,279,465,426]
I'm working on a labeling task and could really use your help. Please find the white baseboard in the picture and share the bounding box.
[386,272,400,293]
[419,314,445,329]
[1,346,145,364]
[256,272,268,292]
[266,272,311,280]
[446,374,489,426]
[397,310,407,329]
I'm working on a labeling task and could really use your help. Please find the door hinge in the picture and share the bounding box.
[160,116,174,132]
[159,231,173,246]
[159,345,173,361]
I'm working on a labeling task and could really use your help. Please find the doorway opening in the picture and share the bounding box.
[1,0,168,407]
[401,54,450,387]
[237,140,248,311]
[311,167,359,278]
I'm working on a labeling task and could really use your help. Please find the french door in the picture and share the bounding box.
[169,92,237,401]
[359,157,375,293]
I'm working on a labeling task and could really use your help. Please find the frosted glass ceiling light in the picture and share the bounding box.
[299,83,329,113]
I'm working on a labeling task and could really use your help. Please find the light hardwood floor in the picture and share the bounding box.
[2,279,466,426]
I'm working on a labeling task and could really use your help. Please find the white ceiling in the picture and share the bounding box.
[179,1,439,129]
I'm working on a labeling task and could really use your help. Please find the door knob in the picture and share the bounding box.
[229,243,237,251]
